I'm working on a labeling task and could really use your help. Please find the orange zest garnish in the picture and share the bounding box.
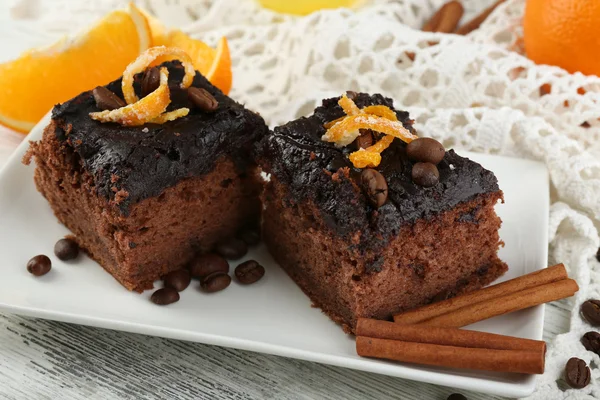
[338,94,360,115]
[122,46,195,104]
[150,107,190,123]
[349,136,394,168]
[324,114,417,145]
[90,67,171,126]
[90,46,196,127]
[322,95,418,168]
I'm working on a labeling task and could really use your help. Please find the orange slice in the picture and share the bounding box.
[165,31,232,94]
[135,5,168,46]
[0,4,150,133]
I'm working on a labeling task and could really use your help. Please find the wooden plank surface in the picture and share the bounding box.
[0,302,569,399]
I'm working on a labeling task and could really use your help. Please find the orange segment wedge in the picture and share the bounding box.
[0,4,150,133]
[165,31,232,94]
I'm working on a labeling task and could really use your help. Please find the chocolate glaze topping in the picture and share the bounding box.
[259,93,500,249]
[51,61,268,214]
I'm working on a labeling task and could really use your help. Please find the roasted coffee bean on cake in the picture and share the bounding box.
[24,59,268,292]
[258,92,507,333]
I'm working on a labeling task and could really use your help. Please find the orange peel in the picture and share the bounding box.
[338,94,360,115]
[323,114,417,146]
[90,67,171,126]
[349,136,394,168]
[122,46,195,104]
[322,95,418,168]
[150,107,190,123]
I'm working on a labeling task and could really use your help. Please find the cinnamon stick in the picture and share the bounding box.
[356,319,546,353]
[356,337,545,374]
[414,279,579,328]
[422,1,464,33]
[455,0,506,35]
[394,264,568,325]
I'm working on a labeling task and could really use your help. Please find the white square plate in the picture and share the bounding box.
[0,115,549,398]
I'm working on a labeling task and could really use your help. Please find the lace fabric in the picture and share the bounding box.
[6,0,600,397]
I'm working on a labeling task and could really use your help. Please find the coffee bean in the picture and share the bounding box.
[141,67,160,97]
[200,272,231,293]
[406,137,446,164]
[238,226,261,246]
[447,394,468,400]
[412,162,439,187]
[54,238,79,261]
[92,86,125,110]
[360,168,388,208]
[164,269,191,292]
[27,255,51,276]
[189,253,229,278]
[565,357,590,389]
[215,237,248,260]
[581,299,600,326]
[581,331,600,355]
[150,287,180,305]
[354,129,374,150]
[345,90,358,100]
[188,87,218,112]
[235,260,265,284]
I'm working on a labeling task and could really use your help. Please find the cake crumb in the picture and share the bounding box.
[114,189,129,204]
[174,132,181,136]
[142,127,149,133]
[309,152,316,161]
[449,164,455,170]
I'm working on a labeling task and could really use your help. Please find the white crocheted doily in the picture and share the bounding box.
[7,0,600,398]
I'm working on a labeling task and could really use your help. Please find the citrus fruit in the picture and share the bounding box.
[258,0,358,15]
[163,30,232,95]
[0,4,150,133]
[523,0,600,76]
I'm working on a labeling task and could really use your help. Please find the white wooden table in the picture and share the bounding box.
[0,3,569,399]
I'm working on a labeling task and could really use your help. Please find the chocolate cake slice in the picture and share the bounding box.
[24,61,268,292]
[258,92,507,333]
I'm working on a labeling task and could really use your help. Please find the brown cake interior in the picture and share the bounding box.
[263,176,507,333]
[26,121,261,292]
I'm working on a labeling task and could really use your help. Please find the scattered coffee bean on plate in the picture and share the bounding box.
[565,357,590,389]
[188,87,218,112]
[581,331,600,355]
[164,269,191,292]
[237,226,261,246]
[200,272,231,293]
[412,162,439,187]
[406,137,445,164]
[447,394,467,400]
[581,299,600,326]
[190,253,229,278]
[215,237,248,260]
[141,67,160,97]
[92,86,125,110]
[360,168,388,208]
[235,260,265,284]
[54,238,79,261]
[150,287,180,305]
[27,255,51,276]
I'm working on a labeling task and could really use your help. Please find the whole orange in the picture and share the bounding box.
[523,0,600,76]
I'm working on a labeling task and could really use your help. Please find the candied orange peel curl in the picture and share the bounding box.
[90,67,171,126]
[90,46,194,126]
[322,94,418,168]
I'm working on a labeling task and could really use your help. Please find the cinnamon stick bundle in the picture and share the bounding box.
[455,0,507,35]
[356,319,546,374]
[393,264,576,327]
